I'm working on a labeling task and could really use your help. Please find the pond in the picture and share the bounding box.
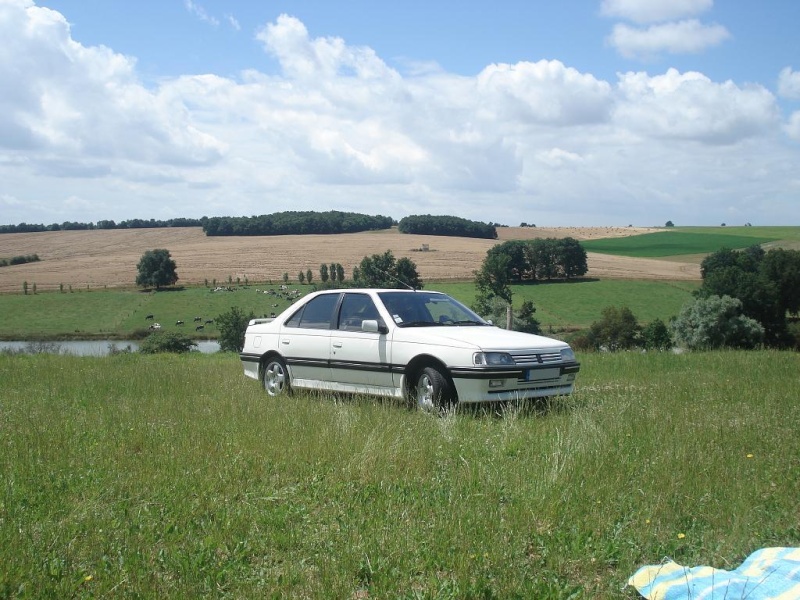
[0,340,221,356]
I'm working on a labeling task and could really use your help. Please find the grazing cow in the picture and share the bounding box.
[205,319,214,324]
[195,325,204,332]
[176,320,184,326]
[193,316,202,322]
[145,314,154,320]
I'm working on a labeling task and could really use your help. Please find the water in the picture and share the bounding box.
[0,339,221,356]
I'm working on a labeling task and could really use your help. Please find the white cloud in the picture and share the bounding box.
[778,67,800,100]
[225,14,241,31]
[608,19,730,59]
[0,1,226,168]
[786,112,800,141]
[600,0,713,24]
[476,60,613,126]
[615,69,779,144]
[0,3,797,227]
[184,0,219,27]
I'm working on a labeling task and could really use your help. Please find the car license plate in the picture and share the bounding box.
[525,368,559,381]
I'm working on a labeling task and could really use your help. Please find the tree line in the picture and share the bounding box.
[3,212,502,240]
[201,211,394,236]
[0,218,204,234]
[397,215,498,239]
[0,253,40,267]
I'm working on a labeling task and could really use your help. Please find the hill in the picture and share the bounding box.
[0,226,698,294]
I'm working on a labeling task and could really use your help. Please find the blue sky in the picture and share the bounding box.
[2,0,799,227]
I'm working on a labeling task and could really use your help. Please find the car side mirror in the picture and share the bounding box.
[362,319,388,334]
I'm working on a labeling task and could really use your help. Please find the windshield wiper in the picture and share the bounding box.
[399,321,436,327]
[450,320,487,326]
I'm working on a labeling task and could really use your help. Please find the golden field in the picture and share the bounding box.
[0,226,700,293]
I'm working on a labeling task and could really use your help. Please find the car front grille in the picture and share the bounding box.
[510,350,562,366]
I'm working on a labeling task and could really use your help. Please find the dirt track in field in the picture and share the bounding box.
[0,226,701,294]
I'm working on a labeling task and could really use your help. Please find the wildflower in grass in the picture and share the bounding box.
[747,453,754,458]
[645,519,651,525]
[677,533,686,539]
[84,575,93,582]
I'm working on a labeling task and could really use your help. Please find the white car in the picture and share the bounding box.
[240,289,580,409]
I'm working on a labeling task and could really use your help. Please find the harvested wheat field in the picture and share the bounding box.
[0,226,700,294]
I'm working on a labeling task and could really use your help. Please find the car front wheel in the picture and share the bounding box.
[263,356,291,396]
[414,366,454,411]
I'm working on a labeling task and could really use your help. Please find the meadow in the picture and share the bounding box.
[579,226,796,258]
[2,350,798,598]
[0,278,700,340]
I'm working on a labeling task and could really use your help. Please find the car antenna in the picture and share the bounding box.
[381,269,416,291]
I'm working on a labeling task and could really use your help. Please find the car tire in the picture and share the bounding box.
[263,356,291,397]
[414,366,454,411]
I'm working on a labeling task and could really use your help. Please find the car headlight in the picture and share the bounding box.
[473,352,515,366]
[560,347,576,362]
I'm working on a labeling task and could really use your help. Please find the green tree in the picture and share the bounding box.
[336,263,345,282]
[135,249,178,289]
[216,306,256,353]
[557,237,589,279]
[474,252,512,314]
[306,269,313,284]
[586,306,641,351]
[283,272,289,284]
[641,318,672,351]
[329,263,337,282]
[139,331,196,354]
[760,248,800,316]
[357,251,422,289]
[320,263,329,283]
[699,246,788,345]
[298,271,305,284]
[671,295,764,350]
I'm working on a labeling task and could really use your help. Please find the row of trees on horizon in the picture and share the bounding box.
[1,211,505,239]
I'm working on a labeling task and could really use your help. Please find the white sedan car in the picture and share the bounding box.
[240,289,580,409]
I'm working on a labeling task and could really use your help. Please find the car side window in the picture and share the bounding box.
[287,294,339,329]
[337,293,380,331]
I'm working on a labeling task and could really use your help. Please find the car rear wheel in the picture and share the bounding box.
[263,356,291,396]
[414,366,454,411]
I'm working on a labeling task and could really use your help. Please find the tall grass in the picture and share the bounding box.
[1,351,799,598]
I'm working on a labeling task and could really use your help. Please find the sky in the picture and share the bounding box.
[1,0,799,228]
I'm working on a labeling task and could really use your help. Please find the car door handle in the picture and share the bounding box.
[332,342,343,348]
[281,339,290,345]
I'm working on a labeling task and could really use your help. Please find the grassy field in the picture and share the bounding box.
[436,280,700,331]
[581,228,784,258]
[0,278,700,340]
[2,351,798,598]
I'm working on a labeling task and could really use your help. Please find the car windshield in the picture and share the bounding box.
[377,291,488,328]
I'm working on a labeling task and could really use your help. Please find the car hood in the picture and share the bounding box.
[393,325,569,351]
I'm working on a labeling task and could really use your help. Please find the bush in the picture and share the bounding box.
[480,297,541,334]
[671,295,764,350]
[586,306,641,351]
[641,318,673,351]
[139,331,197,354]
[216,306,256,353]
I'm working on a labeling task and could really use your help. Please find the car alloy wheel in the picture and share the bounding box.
[263,357,290,396]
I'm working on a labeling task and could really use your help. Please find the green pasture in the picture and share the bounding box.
[0,284,311,339]
[2,351,798,598]
[581,228,782,258]
[436,279,700,330]
[0,279,699,339]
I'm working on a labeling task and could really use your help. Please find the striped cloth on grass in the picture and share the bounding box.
[628,547,800,599]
